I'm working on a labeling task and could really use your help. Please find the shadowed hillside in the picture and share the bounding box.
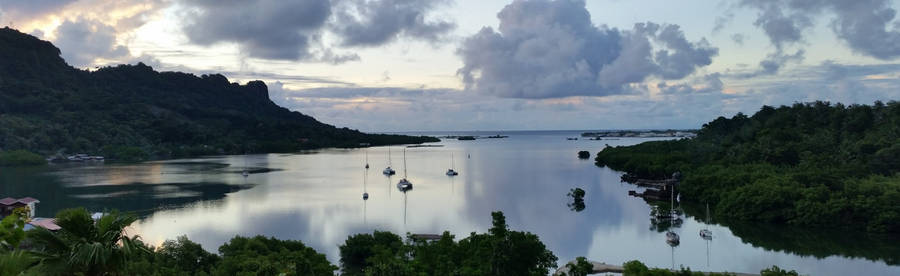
[0,27,436,160]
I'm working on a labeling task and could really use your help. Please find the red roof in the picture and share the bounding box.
[0,197,39,205]
[28,218,61,231]
[0,197,16,205]
[17,197,39,204]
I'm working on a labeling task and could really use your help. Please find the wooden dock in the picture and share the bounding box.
[553,259,759,276]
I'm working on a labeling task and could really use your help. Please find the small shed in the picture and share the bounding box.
[0,197,40,218]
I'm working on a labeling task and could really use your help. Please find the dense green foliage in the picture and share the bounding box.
[0,27,436,160]
[339,211,558,276]
[561,256,594,276]
[577,151,590,159]
[622,260,799,276]
[596,101,900,232]
[1,208,803,275]
[26,208,145,275]
[623,260,735,275]
[567,188,586,212]
[0,149,45,166]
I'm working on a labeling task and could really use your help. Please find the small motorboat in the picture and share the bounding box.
[363,192,369,200]
[241,170,249,177]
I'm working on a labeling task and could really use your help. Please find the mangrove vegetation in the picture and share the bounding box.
[595,101,900,232]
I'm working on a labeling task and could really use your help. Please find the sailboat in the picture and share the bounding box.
[446,153,459,176]
[383,147,396,175]
[397,147,412,191]
[665,184,680,245]
[700,203,713,240]
[365,148,369,169]
[363,168,369,200]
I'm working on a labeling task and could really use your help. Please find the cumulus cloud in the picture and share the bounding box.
[741,0,814,50]
[457,0,717,99]
[828,0,900,59]
[741,0,900,60]
[53,18,130,67]
[0,0,78,22]
[332,0,455,47]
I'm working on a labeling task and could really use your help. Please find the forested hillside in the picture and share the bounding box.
[595,101,900,232]
[0,27,435,161]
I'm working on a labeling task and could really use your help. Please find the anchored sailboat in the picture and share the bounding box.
[446,153,458,176]
[700,203,713,240]
[666,184,680,245]
[397,147,412,191]
[383,147,396,175]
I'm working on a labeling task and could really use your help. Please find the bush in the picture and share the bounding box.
[0,150,45,166]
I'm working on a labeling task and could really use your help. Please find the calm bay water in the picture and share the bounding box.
[1,130,898,275]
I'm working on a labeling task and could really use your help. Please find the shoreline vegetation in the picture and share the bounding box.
[595,101,900,233]
[0,208,800,276]
[0,27,436,165]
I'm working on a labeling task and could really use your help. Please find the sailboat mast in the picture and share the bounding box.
[670,185,675,217]
[403,147,408,178]
[451,153,454,169]
[388,147,392,166]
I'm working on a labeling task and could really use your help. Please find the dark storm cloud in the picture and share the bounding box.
[54,18,129,67]
[180,0,333,61]
[457,0,717,99]
[178,0,454,62]
[332,0,455,47]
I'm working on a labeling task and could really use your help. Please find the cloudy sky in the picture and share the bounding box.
[1,0,898,131]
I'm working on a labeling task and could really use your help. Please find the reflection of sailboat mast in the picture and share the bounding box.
[671,245,675,271]
[403,191,408,226]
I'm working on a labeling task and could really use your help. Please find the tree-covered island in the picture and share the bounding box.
[596,101,900,232]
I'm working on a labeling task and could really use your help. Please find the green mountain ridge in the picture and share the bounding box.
[0,27,436,160]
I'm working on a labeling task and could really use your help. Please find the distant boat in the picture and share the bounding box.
[700,203,713,240]
[365,148,369,169]
[446,153,459,176]
[397,147,413,191]
[566,137,578,140]
[383,147,396,175]
[241,171,249,177]
[457,136,476,141]
[363,192,369,200]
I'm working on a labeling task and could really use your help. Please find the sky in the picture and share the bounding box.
[1,0,898,131]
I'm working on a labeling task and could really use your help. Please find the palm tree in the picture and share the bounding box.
[28,208,147,275]
[0,250,38,275]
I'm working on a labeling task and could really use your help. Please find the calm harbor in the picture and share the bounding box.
[2,131,898,275]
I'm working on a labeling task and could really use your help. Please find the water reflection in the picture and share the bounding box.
[1,132,898,276]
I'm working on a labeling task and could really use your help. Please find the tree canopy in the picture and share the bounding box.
[595,101,900,232]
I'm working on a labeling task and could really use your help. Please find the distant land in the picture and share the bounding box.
[581,129,698,138]
[0,27,436,162]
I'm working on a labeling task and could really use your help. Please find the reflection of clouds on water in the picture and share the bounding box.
[8,132,898,275]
